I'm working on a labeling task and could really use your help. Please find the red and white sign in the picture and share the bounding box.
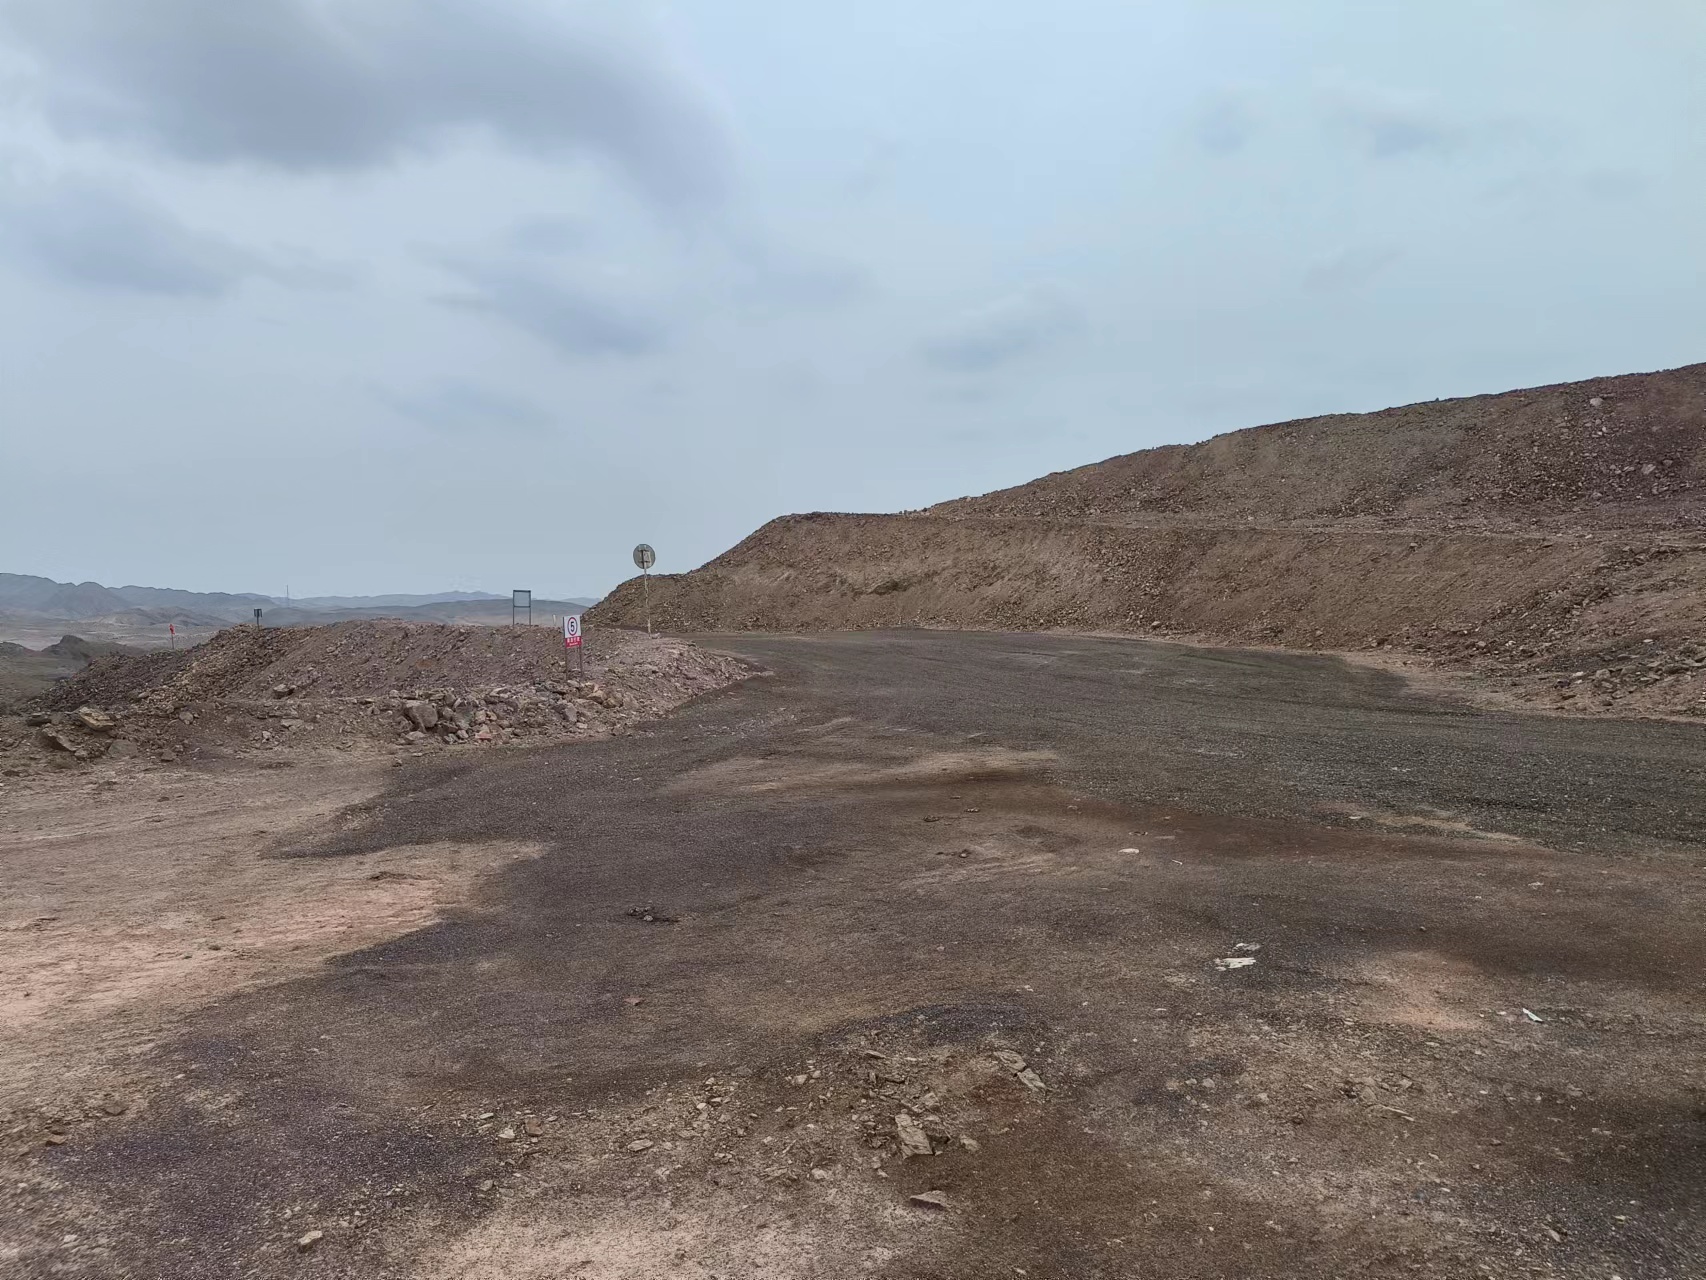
[564,614,582,649]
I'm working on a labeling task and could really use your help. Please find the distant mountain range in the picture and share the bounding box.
[285,591,508,609]
[0,573,272,620]
[0,574,598,626]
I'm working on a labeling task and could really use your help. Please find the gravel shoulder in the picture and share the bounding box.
[2,630,1702,1279]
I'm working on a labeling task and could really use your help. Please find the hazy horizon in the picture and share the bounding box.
[4,1,1703,597]
[0,571,600,606]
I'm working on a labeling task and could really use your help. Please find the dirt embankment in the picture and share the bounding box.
[0,620,753,774]
[591,363,1706,716]
[933,360,1706,530]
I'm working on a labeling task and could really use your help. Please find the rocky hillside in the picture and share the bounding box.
[935,362,1706,531]
[589,362,1706,718]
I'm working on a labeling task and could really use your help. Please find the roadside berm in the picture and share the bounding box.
[0,620,752,773]
[590,361,1706,717]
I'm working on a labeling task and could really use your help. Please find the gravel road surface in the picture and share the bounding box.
[7,631,1703,1279]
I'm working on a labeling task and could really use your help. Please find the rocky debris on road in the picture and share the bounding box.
[990,1049,1047,1092]
[313,1030,1069,1260]
[37,726,81,755]
[419,1031,1043,1200]
[894,1113,934,1158]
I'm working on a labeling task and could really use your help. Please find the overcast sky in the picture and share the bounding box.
[3,1,1703,598]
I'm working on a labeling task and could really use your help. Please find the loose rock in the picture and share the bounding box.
[895,1113,934,1157]
[37,728,78,753]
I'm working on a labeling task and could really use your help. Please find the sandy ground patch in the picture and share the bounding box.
[0,758,539,1106]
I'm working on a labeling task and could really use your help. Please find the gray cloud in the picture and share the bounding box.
[1,0,735,211]
[843,136,900,200]
[1324,86,1460,159]
[921,285,1085,372]
[724,232,868,311]
[1304,245,1403,292]
[436,256,666,358]
[505,218,595,257]
[0,177,270,296]
[377,378,554,434]
[1195,94,1257,156]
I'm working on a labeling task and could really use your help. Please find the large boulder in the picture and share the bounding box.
[403,700,439,731]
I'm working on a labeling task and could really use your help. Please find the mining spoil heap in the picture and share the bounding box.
[2,620,753,770]
[591,361,1706,717]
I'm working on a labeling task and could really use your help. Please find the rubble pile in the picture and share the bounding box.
[1,621,753,770]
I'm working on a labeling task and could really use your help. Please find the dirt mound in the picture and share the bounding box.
[5,620,753,770]
[40,635,137,664]
[934,361,1706,531]
[590,362,1706,717]
[0,635,141,713]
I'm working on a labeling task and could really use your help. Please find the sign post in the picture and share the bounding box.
[253,608,263,629]
[512,589,532,628]
[632,544,656,636]
[169,623,177,650]
[564,612,584,677]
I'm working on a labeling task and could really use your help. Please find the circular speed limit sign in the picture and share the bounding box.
[563,614,582,648]
[633,543,656,571]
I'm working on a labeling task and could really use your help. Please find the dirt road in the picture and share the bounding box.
[4,631,1703,1278]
